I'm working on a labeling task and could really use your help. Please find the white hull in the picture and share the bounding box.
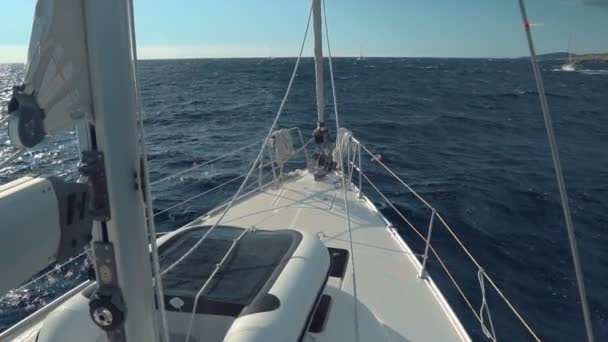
[561,63,578,72]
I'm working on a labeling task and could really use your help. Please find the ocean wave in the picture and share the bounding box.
[1,58,606,341]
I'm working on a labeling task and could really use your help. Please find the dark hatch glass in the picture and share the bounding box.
[159,226,296,306]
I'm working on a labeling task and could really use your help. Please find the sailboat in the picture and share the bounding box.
[357,46,364,61]
[561,37,579,72]
[0,0,595,341]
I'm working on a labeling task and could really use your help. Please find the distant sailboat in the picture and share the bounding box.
[356,45,364,61]
[561,37,579,72]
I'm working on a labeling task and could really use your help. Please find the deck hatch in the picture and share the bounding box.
[328,248,349,278]
[158,226,300,315]
[308,294,332,333]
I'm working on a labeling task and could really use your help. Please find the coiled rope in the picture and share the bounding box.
[478,269,497,341]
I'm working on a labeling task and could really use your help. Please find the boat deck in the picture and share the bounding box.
[197,171,470,342]
[1,171,470,342]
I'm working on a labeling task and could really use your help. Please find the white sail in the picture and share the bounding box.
[561,35,578,72]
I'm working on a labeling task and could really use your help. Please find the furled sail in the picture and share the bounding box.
[7,0,91,148]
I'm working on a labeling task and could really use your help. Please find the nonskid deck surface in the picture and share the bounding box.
[2,171,470,342]
[197,171,470,342]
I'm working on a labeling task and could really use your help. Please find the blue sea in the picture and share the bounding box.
[1,58,607,341]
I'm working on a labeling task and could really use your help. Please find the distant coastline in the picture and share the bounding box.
[572,53,608,62]
[529,52,608,62]
[3,53,608,64]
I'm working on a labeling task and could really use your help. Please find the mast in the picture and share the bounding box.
[571,38,577,64]
[83,0,160,341]
[312,0,329,145]
[567,36,573,64]
[517,1,594,340]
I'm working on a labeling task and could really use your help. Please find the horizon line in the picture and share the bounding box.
[2,53,601,64]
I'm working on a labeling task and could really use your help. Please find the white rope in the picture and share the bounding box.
[0,149,25,169]
[478,269,497,341]
[150,140,261,186]
[11,252,87,292]
[271,129,294,173]
[9,163,259,303]
[354,138,541,341]
[0,115,9,127]
[322,2,360,341]
[126,0,170,340]
[153,175,245,218]
[359,143,435,209]
[354,166,426,240]
[184,229,250,342]
[169,6,313,342]
[355,161,489,328]
[161,0,312,279]
[359,165,496,338]
[151,127,304,187]
[262,136,314,182]
[204,177,270,218]
[517,2,594,342]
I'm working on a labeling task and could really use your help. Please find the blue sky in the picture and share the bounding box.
[0,0,607,62]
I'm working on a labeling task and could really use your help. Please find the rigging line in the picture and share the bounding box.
[517,1,594,341]
[478,269,497,341]
[358,142,435,209]
[429,246,484,326]
[152,127,301,187]
[482,272,540,341]
[126,0,170,340]
[13,253,87,292]
[435,213,541,341]
[359,136,539,338]
[355,173,484,327]
[153,175,245,218]
[356,168,426,241]
[0,115,9,127]
[161,3,313,278]
[355,144,541,341]
[358,160,498,338]
[203,173,273,218]
[150,140,262,186]
[184,228,250,342]
[322,2,360,342]
[0,149,25,169]
[273,136,315,170]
